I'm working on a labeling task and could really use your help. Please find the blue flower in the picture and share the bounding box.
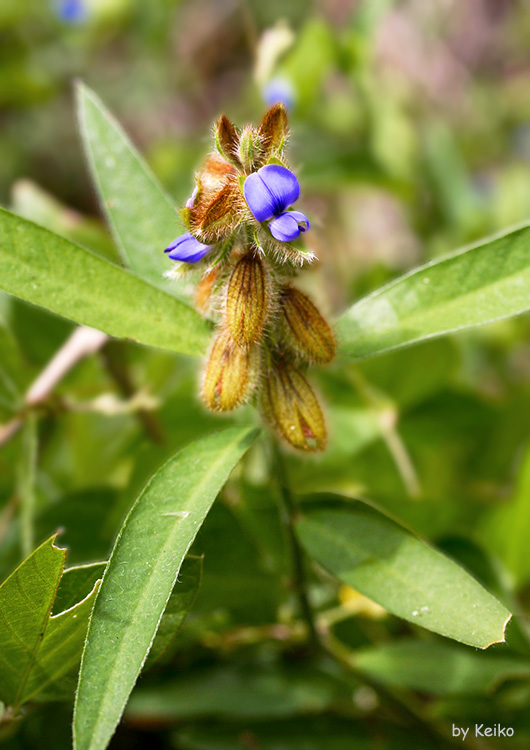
[243,165,309,242]
[57,0,87,23]
[262,78,294,111]
[164,233,212,263]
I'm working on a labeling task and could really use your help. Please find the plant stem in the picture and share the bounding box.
[269,439,319,649]
[18,414,37,558]
[100,341,165,445]
[323,634,492,750]
[347,366,421,499]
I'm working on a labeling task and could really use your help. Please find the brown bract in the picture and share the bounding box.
[188,154,243,244]
[214,115,242,168]
[258,103,289,162]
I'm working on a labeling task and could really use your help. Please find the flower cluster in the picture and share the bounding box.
[163,105,335,452]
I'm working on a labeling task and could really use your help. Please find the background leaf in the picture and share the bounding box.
[145,555,203,668]
[73,426,259,750]
[0,538,101,707]
[0,537,64,708]
[77,84,190,300]
[336,224,530,359]
[0,207,210,356]
[480,442,530,590]
[296,499,511,648]
[127,662,349,722]
[20,576,101,703]
[353,638,530,696]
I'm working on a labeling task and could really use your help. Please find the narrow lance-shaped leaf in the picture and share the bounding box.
[73,426,260,750]
[336,223,530,359]
[77,83,189,299]
[0,208,210,356]
[296,499,511,649]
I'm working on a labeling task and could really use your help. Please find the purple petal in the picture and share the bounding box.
[269,211,309,243]
[244,165,300,222]
[185,185,198,209]
[164,233,212,263]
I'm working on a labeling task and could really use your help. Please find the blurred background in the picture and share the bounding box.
[3,0,530,748]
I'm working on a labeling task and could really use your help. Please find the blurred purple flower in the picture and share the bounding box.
[57,0,87,23]
[164,233,212,263]
[262,78,294,111]
[243,164,309,242]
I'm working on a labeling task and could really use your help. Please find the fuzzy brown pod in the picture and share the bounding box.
[279,286,336,364]
[261,359,326,452]
[201,328,261,411]
[225,253,270,346]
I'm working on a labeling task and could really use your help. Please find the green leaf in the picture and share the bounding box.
[21,578,101,703]
[127,663,347,721]
[0,538,101,707]
[336,223,530,359]
[73,426,259,750]
[145,555,203,668]
[77,83,189,299]
[0,207,210,356]
[354,638,530,696]
[173,718,394,750]
[0,537,65,708]
[296,499,511,648]
[53,563,107,614]
[480,443,530,589]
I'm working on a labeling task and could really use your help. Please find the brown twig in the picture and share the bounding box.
[0,326,108,449]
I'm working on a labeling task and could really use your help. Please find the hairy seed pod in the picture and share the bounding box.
[214,115,242,167]
[225,253,269,346]
[202,329,261,412]
[259,103,289,159]
[261,359,326,452]
[279,286,336,364]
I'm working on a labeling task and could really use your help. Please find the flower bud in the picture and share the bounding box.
[259,103,289,159]
[238,125,262,173]
[214,115,242,167]
[202,329,261,412]
[261,359,326,451]
[279,286,336,364]
[225,253,269,346]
